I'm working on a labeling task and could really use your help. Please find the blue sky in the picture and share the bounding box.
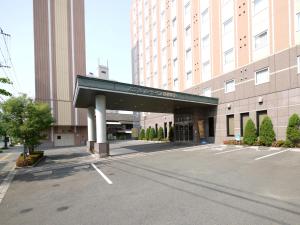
[0,0,132,98]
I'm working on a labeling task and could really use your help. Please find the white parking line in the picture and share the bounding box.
[0,166,16,204]
[91,163,113,184]
[254,149,290,161]
[215,148,245,155]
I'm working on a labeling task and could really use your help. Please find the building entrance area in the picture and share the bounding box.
[73,75,218,157]
[174,114,193,142]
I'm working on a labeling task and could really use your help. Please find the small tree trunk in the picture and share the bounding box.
[4,136,8,149]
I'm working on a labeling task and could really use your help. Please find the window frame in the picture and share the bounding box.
[255,67,269,85]
[226,114,235,137]
[254,30,268,50]
[225,79,235,93]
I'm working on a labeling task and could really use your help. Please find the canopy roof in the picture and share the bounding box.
[73,75,218,113]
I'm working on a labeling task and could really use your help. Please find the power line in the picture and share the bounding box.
[0,28,22,93]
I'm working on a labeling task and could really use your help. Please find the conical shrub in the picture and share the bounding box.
[243,118,257,145]
[259,116,275,146]
[286,113,300,146]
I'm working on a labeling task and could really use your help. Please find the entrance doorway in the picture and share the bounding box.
[174,114,193,142]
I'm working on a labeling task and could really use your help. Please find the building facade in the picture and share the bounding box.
[33,0,87,147]
[130,0,300,143]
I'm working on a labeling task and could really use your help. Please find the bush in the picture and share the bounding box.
[168,126,174,142]
[243,119,257,145]
[139,129,145,140]
[271,140,285,147]
[16,151,44,167]
[149,128,156,140]
[145,127,151,140]
[286,113,300,146]
[283,139,295,148]
[157,127,164,141]
[259,116,276,146]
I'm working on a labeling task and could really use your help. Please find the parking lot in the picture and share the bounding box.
[0,141,300,225]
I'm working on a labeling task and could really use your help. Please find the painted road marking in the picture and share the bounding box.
[254,149,290,161]
[0,166,16,204]
[0,153,11,161]
[91,163,113,185]
[215,148,245,155]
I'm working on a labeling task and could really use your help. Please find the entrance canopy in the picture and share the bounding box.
[73,75,218,113]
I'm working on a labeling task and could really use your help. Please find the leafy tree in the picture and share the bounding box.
[168,126,175,142]
[145,127,151,140]
[0,111,10,148]
[1,95,54,153]
[259,116,276,146]
[157,127,164,141]
[243,119,257,145]
[0,77,12,97]
[286,113,300,146]
[149,128,156,140]
[139,129,145,140]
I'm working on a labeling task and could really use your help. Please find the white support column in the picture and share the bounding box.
[87,107,96,141]
[87,107,96,152]
[95,95,109,157]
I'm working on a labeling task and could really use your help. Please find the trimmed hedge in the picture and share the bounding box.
[139,129,145,140]
[149,128,156,140]
[259,116,276,146]
[145,127,151,140]
[168,126,174,142]
[157,127,164,141]
[243,118,257,145]
[286,113,300,147]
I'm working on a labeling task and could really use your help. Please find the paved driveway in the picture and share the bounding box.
[0,141,300,225]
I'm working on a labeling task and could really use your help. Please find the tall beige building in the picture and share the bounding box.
[33,0,87,147]
[130,0,300,143]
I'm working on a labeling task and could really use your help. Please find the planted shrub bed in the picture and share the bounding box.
[16,151,44,167]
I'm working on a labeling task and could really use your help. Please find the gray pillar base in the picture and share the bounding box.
[87,141,95,153]
[94,143,109,158]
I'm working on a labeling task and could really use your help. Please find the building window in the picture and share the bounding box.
[253,0,267,15]
[202,34,209,50]
[172,17,177,36]
[256,110,267,135]
[208,117,215,137]
[224,48,234,65]
[202,87,212,97]
[240,113,249,137]
[184,1,191,16]
[225,79,235,93]
[298,56,300,73]
[186,71,192,81]
[223,17,233,34]
[185,25,191,41]
[174,78,178,88]
[255,30,268,49]
[202,61,211,81]
[227,115,234,136]
[173,58,178,78]
[255,67,269,85]
[201,8,209,26]
[297,13,300,32]
[185,48,192,72]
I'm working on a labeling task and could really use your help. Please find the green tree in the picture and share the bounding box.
[1,95,54,153]
[139,129,145,140]
[168,126,175,142]
[157,127,164,141]
[0,77,12,97]
[243,119,257,145]
[259,116,276,146]
[145,127,151,140]
[286,113,300,146]
[0,111,10,149]
[149,128,156,140]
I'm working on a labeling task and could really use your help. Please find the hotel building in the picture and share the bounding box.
[130,0,300,143]
[33,0,87,147]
